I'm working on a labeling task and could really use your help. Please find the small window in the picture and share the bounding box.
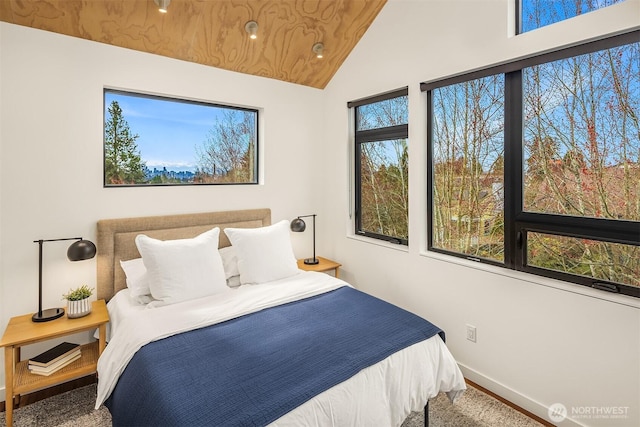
[518,0,625,34]
[349,88,409,245]
[104,89,258,187]
[527,233,639,287]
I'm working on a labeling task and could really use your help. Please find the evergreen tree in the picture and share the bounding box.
[104,101,146,184]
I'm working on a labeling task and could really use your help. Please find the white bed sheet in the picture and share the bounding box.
[272,334,464,426]
[99,288,145,342]
[96,272,466,425]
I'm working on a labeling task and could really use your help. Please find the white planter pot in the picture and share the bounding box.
[67,298,91,318]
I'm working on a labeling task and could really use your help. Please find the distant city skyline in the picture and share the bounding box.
[145,166,196,183]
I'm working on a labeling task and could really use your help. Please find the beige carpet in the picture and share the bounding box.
[401,386,544,427]
[1,383,543,426]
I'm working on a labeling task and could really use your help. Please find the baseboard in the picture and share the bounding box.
[459,363,585,427]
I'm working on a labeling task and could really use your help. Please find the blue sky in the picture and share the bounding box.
[521,0,624,33]
[105,91,226,172]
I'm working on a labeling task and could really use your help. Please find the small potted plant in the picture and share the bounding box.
[62,284,94,318]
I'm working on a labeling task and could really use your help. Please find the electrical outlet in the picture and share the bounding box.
[466,324,477,343]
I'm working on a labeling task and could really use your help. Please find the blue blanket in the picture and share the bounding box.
[105,286,443,426]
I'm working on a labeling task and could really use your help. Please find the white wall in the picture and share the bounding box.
[0,22,323,399]
[322,1,640,426]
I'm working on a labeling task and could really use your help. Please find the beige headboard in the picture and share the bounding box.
[96,209,271,301]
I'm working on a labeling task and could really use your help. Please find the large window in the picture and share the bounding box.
[104,89,258,187]
[424,31,639,298]
[349,88,409,245]
[518,0,625,34]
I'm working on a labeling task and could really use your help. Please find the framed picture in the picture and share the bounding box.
[103,89,258,187]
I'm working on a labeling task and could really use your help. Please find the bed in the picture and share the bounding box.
[94,208,466,426]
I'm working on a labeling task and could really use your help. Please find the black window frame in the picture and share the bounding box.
[349,87,409,246]
[422,30,640,298]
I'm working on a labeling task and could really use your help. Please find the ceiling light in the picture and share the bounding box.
[245,21,258,40]
[154,0,170,13]
[312,43,324,59]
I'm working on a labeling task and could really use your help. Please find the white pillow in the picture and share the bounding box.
[135,228,228,307]
[123,247,242,295]
[119,258,153,304]
[219,246,240,279]
[224,220,298,285]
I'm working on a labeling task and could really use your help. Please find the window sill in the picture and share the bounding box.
[419,250,640,309]
[346,234,409,253]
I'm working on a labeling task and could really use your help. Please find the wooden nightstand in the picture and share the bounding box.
[297,256,342,278]
[0,300,109,426]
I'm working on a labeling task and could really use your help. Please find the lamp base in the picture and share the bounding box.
[32,307,65,322]
[304,258,319,265]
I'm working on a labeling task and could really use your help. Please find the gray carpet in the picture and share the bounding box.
[1,383,543,426]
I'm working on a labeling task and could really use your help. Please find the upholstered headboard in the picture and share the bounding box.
[96,209,271,301]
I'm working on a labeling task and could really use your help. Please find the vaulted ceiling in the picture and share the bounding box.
[0,0,387,89]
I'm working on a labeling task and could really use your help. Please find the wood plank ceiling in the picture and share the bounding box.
[0,0,387,89]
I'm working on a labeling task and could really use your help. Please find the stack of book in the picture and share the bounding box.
[28,342,81,376]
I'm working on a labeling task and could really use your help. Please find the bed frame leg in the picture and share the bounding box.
[424,401,429,427]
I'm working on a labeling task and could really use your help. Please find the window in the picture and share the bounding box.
[349,88,409,245]
[431,75,505,262]
[423,31,639,298]
[518,0,625,33]
[104,89,258,186]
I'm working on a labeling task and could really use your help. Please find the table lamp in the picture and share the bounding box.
[290,215,318,265]
[32,237,97,322]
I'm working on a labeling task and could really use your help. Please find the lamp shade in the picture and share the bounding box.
[67,239,97,261]
[290,218,306,232]
[290,215,318,265]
